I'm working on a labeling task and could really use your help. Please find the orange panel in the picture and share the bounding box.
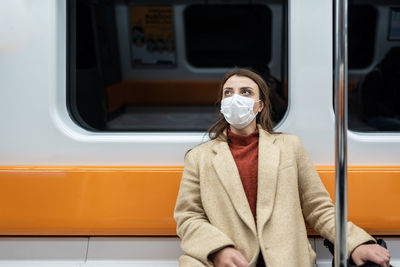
[0,166,182,235]
[106,81,220,112]
[318,166,400,235]
[0,166,399,236]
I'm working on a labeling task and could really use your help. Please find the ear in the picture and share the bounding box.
[258,101,264,113]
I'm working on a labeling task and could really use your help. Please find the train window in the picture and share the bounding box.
[346,1,400,132]
[67,0,288,131]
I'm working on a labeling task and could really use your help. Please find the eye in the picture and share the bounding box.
[241,88,252,96]
[223,90,232,96]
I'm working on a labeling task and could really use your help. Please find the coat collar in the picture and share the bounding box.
[211,124,280,236]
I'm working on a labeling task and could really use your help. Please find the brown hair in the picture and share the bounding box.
[207,68,277,141]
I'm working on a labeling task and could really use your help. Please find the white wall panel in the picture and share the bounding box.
[0,237,87,262]
[86,237,182,261]
[0,263,81,267]
[0,237,398,266]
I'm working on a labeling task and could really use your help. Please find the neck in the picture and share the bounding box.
[230,120,257,136]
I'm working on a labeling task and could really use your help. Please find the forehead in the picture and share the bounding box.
[223,75,259,90]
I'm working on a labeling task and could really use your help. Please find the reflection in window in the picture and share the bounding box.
[129,6,177,67]
[389,8,400,40]
[348,1,400,132]
[350,47,400,131]
[185,5,271,68]
[348,5,376,69]
[68,0,288,131]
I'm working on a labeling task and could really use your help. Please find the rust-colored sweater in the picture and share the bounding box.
[228,128,266,266]
[228,128,259,221]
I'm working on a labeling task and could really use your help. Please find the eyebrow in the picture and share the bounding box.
[223,86,254,90]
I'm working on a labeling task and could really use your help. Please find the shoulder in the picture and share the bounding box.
[185,139,218,160]
[265,132,307,158]
[183,139,220,171]
[270,132,302,147]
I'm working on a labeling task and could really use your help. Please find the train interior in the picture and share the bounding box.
[0,0,399,266]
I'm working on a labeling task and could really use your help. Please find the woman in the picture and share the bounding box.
[174,69,390,267]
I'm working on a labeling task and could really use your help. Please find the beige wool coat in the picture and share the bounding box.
[174,125,375,267]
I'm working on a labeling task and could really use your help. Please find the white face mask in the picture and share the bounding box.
[220,94,260,129]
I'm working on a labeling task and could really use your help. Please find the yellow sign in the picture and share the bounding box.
[129,6,176,66]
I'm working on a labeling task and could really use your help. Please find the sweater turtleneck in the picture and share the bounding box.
[227,128,259,221]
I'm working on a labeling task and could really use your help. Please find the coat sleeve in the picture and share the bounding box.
[174,149,235,266]
[293,136,376,258]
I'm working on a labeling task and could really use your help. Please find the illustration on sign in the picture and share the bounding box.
[129,6,177,66]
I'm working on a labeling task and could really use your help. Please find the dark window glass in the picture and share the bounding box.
[388,8,400,40]
[347,1,400,132]
[68,0,288,131]
[184,5,271,68]
[348,5,377,69]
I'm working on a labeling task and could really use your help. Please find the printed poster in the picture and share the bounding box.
[129,6,176,66]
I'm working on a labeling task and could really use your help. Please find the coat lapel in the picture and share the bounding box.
[256,125,280,235]
[210,125,281,236]
[211,138,257,235]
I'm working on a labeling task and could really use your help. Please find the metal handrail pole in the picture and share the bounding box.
[334,0,348,266]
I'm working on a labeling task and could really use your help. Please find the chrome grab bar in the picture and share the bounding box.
[334,0,348,266]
